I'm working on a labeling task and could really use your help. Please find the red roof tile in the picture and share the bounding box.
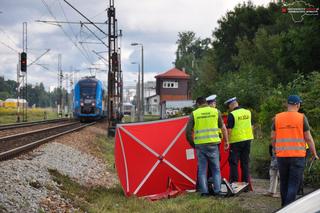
[155,68,190,79]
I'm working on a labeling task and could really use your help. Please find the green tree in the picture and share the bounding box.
[213,2,276,73]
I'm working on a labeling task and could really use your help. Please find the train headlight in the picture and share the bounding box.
[92,102,96,106]
[80,102,84,106]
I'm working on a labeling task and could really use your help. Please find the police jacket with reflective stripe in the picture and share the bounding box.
[275,111,306,157]
[193,106,220,145]
[229,108,254,143]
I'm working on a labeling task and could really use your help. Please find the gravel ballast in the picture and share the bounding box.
[0,123,116,212]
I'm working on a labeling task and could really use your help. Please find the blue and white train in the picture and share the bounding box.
[73,77,105,121]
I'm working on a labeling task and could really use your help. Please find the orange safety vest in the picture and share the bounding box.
[274,112,306,157]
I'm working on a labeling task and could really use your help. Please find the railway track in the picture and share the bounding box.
[0,119,77,138]
[0,121,95,160]
[0,118,70,131]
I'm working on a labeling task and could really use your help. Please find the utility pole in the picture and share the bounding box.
[58,54,63,117]
[65,73,69,117]
[131,43,144,121]
[17,22,28,122]
[131,62,140,120]
[107,0,122,136]
[141,46,144,120]
[137,65,141,121]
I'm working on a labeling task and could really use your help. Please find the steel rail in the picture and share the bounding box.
[0,122,95,161]
[0,118,70,131]
[0,121,79,141]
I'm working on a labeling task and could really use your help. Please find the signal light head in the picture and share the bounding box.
[20,52,27,72]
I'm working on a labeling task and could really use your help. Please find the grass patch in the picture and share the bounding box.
[0,107,58,124]
[48,169,91,212]
[250,137,270,179]
[49,168,251,213]
[48,136,253,213]
[94,136,116,172]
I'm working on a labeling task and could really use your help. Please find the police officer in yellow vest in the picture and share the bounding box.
[206,94,222,138]
[186,96,228,196]
[224,97,254,184]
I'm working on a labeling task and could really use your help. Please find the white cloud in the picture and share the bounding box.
[0,0,273,90]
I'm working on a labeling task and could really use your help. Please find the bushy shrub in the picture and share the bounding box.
[258,86,288,132]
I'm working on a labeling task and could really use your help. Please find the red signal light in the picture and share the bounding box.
[20,52,27,72]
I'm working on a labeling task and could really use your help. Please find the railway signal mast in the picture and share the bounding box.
[17,22,28,122]
[107,0,123,136]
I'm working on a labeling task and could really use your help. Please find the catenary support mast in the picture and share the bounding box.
[107,0,122,136]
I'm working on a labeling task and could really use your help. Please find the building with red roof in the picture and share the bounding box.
[155,68,191,102]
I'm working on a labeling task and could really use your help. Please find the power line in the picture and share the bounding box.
[0,41,19,53]
[89,9,107,20]
[92,50,108,64]
[35,20,106,25]
[58,0,78,40]
[40,0,108,66]
[40,0,94,65]
[28,49,50,66]
[63,0,107,36]
[82,23,108,48]
[0,28,19,49]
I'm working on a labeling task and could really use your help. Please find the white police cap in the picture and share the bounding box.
[206,94,217,102]
[224,97,237,105]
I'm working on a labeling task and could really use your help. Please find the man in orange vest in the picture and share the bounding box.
[272,95,319,206]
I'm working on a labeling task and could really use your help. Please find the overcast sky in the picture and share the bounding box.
[0,0,272,90]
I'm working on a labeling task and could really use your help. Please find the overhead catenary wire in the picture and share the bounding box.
[0,40,51,71]
[28,49,50,67]
[40,0,110,70]
[89,9,107,20]
[60,0,109,65]
[63,0,107,36]
[82,23,108,48]
[35,20,106,25]
[0,41,19,53]
[40,0,94,65]
[58,0,95,64]
[58,0,78,41]
[92,50,108,64]
[0,28,19,49]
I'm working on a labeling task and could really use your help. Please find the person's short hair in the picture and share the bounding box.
[196,96,207,105]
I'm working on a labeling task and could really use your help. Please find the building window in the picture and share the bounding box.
[154,99,157,103]
[163,81,178,88]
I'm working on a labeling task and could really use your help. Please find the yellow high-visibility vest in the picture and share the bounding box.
[229,108,254,143]
[193,106,220,145]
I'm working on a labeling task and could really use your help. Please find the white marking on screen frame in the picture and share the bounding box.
[186,149,195,160]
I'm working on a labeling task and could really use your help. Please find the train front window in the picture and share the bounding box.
[80,83,96,98]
